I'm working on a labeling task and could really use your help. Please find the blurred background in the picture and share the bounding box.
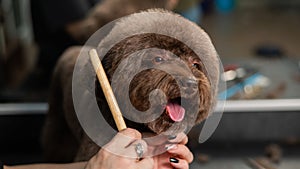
[0,0,300,168]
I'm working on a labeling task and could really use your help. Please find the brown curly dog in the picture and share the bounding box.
[42,10,219,162]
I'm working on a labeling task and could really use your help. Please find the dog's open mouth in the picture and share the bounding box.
[165,97,186,122]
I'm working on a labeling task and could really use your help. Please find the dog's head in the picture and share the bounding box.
[95,10,219,136]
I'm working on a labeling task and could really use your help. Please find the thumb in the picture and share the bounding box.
[119,128,142,140]
[104,128,142,150]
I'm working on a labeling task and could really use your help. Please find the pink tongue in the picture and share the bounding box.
[166,102,185,122]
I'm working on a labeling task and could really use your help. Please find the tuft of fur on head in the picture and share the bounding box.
[96,9,219,132]
[97,9,219,115]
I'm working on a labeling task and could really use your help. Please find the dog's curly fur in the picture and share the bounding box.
[42,10,219,162]
[97,33,211,134]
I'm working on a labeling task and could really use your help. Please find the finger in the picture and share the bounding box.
[106,128,142,148]
[143,133,168,147]
[104,128,143,156]
[169,158,189,169]
[168,133,188,145]
[120,128,142,139]
[137,157,154,169]
[167,144,193,163]
[123,139,148,158]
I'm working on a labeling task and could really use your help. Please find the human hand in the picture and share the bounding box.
[84,128,153,169]
[152,133,193,169]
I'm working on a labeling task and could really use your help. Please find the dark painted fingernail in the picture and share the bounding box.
[170,157,179,163]
[168,135,177,140]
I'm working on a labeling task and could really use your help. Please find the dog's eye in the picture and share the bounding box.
[154,57,164,63]
[192,62,201,70]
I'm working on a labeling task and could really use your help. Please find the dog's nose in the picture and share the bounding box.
[186,78,198,87]
[179,77,198,91]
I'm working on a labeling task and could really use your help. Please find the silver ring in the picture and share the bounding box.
[135,143,144,161]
